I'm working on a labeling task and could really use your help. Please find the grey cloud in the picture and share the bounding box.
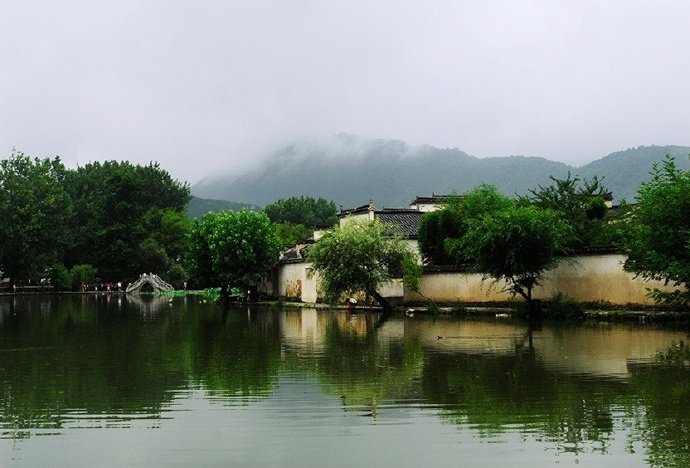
[1,1,689,184]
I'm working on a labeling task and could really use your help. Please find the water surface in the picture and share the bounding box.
[1,295,688,466]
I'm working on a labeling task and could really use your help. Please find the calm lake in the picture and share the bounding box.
[1,295,689,467]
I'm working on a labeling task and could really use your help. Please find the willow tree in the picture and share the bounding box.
[307,219,418,312]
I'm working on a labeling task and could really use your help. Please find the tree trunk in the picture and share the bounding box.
[369,289,393,313]
[220,284,230,301]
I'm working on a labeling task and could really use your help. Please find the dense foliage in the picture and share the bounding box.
[418,204,463,265]
[274,222,313,249]
[62,160,191,281]
[0,152,191,287]
[0,152,72,282]
[624,156,690,306]
[418,185,514,265]
[307,219,418,311]
[263,196,337,228]
[441,186,574,311]
[521,173,609,247]
[185,210,280,296]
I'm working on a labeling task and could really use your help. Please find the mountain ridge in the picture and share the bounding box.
[193,138,690,208]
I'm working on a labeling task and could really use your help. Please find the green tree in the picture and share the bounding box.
[164,262,188,289]
[263,196,337,228]
[142,208,190,261]
[274,222,313,249]
[522,173,610,247]
[624,156,690,306]
[418,185,512,265]
[307,219,418,311]
[460,183,514,220]
[49,263,73,291]
[447,188,574,312]
[185,218,215,289]
[63,161,190,281]
[418,208,463,265]
[185,210,280,297]
[136,238,170,274]
[0,152,72,283]
[70,264,97,290]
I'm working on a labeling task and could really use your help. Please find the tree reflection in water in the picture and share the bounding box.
[1,299,689,466]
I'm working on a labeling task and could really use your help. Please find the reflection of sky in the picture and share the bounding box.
[1,376,649,467]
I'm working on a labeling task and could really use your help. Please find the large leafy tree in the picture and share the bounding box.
[307,219,417,311]
[263,196,337,228]
[418,185,513,265]
[274,222,313,249]
[0,152,72,282]
[63,161,190,280]
[185,209,280,297]
[446,187,574,312]
[522,173,609,247]
[624,156,690,306]
[418,205,463,265]
[185,216,216,289]
[264,196,338,250]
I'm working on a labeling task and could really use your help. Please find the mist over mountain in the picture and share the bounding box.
[193,136,690,208]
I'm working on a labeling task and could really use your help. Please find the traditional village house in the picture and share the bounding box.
[271,195,451,304]
[269,193,676,307]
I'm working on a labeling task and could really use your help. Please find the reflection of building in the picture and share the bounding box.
[276,309,687,379]
[278,309,384,353]
[404,318,688,378]
[280,309,324,350]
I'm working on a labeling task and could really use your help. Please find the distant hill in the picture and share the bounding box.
[193,136,690,208]
[186,196,260,219]
[579,145,690,202]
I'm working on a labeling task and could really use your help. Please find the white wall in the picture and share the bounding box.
[405,253,676,306]
[277,253,674,307]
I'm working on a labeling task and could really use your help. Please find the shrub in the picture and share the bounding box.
[70,264,97,290]
[165,263,188,289]
[49,263,72,291]
[545,292,586,321]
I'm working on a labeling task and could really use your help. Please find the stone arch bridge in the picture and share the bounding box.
[126,274,174,294]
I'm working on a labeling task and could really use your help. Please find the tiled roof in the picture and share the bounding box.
[339,201,374,217]
[411,194,465,205]
[375,210,423,238]
[278,243,311,264]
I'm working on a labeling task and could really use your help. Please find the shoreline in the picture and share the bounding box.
[3,292,689,324]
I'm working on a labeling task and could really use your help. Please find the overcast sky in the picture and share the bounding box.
[2,0,689,184]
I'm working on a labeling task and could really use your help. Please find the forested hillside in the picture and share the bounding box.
[193,138,690,208]
[579,145,690,202]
